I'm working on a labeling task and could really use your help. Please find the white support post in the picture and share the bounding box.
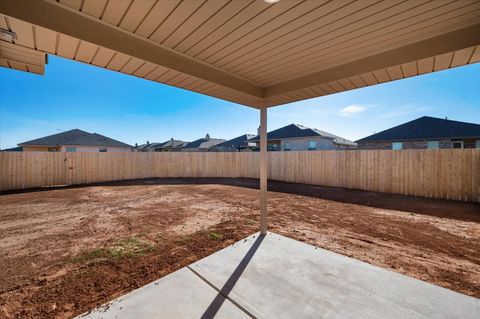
[259,107,268,235]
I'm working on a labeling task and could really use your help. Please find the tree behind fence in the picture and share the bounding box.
[0,150,478,202]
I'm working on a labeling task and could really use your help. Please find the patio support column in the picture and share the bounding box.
[260,107,268,235]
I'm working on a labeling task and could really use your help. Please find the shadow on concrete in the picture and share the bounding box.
[1,177,479,223]
[194,234,264,319]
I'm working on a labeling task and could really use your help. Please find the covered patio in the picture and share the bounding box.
[1,0,479,317]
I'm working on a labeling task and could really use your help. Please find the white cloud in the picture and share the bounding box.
[339,104,367,117]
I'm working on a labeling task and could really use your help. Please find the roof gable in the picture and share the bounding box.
[18,129,132,148]
[19,129,90,146]
[356,116,480,142]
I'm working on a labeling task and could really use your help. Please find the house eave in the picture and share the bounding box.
[356,136,480,143]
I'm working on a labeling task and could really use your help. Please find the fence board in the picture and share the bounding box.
[0,150,478,202]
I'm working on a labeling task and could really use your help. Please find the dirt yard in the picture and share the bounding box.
[0,178,479,318]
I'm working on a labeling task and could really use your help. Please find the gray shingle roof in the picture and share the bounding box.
[161,139,187,148]
[356,116,480,142]
[1,146,23,152]
[18,129,132,148]
[146,142,167,149]
[184,136,226,149]
[213,134,256,149]
[133,143,149,150]
[251,124,356,146]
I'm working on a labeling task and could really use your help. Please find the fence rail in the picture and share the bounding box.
[0,150,479,202]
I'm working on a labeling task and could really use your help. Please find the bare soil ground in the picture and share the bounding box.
[0,178,479,318]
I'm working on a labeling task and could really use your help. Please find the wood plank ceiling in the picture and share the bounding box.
[0,0,479,108]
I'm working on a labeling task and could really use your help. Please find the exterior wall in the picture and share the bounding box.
[334,143,357,150]
[212,145,256,152]
[281,137,335,151]
[463,139,478,148]
[22,146,61,152]
[182,148,222,152]
[267,141,281,151]
[22,145,130,152]
[212,146,236,152]
[59,146,131,152]
[356,139,480,150]
[160,148,183,152]
[255,137,356,151]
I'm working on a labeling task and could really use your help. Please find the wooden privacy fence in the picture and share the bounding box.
[0,150,479,202]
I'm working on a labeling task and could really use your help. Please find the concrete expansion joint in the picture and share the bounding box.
[186,265,257,319]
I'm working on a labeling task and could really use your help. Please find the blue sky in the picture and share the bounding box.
[0,55,479,149]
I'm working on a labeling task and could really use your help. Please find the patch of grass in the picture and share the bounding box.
[109,237,155,259]
[175,235,192,245]
[66,247,110,264]
[208,231,222,240]
[67,237,155,264]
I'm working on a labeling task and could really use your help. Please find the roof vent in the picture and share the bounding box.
[205,134,210,140]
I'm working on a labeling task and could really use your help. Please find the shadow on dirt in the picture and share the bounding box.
[2,177,479,223]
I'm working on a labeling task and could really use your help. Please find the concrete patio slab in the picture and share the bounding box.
[76,267,250,319]
[78,232,480,319]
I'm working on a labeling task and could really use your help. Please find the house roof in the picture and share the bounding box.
[161,139,188,148]
[1,146,23,152]
[213,134,256,149]
[184,135,226,149]
[356,116,480,143]
[132,143,149,150]
[251,124,356,146]
[146,142,167,149]
[132,139,188,150]
[18,129,132,148]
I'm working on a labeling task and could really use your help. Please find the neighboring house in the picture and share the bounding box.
[1,146,23,152]
[160,138,189,152]
[132,139,188,152]
[132,142,154,152]
[211,134,256,152]
[132,143,145,152]
[356,116,480,150]
[145,142,167,152]
[250,124,357,151]
[18,129,132,152]
[182,134,226,152]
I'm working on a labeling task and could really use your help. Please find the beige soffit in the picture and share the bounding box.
[0,0,479,108]
[0,38,45,74]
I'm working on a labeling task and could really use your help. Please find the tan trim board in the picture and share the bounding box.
[265,22,480,98]
[0,0,264,99]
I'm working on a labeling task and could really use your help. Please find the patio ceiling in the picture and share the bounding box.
[0,0,480,108]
